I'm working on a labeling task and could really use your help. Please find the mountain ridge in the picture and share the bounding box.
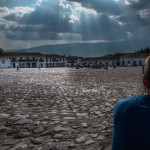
[7,41,150,57]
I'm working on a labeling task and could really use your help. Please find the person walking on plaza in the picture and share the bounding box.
[16,65,20,72]
[112,56,150,150]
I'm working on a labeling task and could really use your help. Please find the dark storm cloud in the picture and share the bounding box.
[73,12,128,41]
[1,0,150,44]
[0,0,37,8]
[129,0,150,10]
[67,0,123,15]
[66,0,150,40]
[1,0,128,41]
[18,6,72,33]
[5,29,80,41]
[0,24,6,30]
[2,0,73,33]
[3,13,20,21]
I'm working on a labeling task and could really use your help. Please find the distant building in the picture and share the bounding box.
[45,54,67,67]
[0,52,150,68]
[97,55,120,67]
[120,53,148,66]
[0,52,12,68]
[82,56,120,67]
[66,56,83,67]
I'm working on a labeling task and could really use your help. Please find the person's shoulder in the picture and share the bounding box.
[115,95,144,107]
[115,97,131,108]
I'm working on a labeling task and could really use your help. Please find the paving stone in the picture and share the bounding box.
[30,137,43,145]
[10,143,28,150]
[0,126,10,132]
[84,140,95,145]
[52,127,65,133]
[34,126,45,133]
[13,132,31,139]
[14,118,32,125]
[82,123,88,128]
[75,136,87,143]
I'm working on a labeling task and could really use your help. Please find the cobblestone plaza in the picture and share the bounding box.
[0,67,143,150]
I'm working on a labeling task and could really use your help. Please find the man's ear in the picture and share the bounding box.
[143,75,147,86]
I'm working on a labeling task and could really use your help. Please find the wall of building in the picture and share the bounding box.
[0,57,11,68]
[0,53,148,68]
[120,58,145,66]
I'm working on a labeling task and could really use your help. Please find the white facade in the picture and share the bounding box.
[97,60,118,67]
[0,57,11,68]
[120,57,146,66]
[0,52,149,68]
[45,56,67,67]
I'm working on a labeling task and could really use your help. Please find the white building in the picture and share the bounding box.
[0,52,150,68]
[45,54,67,67]
[120,53,149,66]
[66,56,82,67]
[0,52,75,68]
[0,53,12,68]
[97,56,120,67]
[82,56,120,67]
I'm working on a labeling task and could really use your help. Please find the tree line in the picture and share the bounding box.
[134,47,150,54]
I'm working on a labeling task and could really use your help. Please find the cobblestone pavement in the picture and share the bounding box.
[0,67,143,150]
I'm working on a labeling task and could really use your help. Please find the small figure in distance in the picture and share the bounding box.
[112,56,150,150]
[38,64,40,69]
[142,65,144,74]
[16,65,20,72]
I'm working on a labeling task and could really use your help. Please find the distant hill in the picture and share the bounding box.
[8,41,150,57]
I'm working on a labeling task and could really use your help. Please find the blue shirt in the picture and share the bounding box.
[112,95,150,150]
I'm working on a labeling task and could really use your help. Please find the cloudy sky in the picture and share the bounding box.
[0,0,150,54]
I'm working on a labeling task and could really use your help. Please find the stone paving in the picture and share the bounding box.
[0,67,144,150]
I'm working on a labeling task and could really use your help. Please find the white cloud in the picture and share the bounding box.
[139,9,150,19]
[12,7,34,16]
[69,14,79,23]
[36,0,45,6]
[124,0,131,5]
[109,15,126,26]
[127,32,134,38]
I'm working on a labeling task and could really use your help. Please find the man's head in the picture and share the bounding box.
[143,56,150,90]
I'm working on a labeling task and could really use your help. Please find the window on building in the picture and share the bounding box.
[139,61,142,66]
[2,59,5,64]
[133,61,136,66]
[128,61,130,64]
[112,61,114,66]
[122,60,124,66]
[12,57,16,62]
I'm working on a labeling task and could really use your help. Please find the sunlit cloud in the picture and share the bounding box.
[124,0,131,5]
[139,9,150,19]
[36,0,45,6]
[127,32,134,38]
[69,14,79,23]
